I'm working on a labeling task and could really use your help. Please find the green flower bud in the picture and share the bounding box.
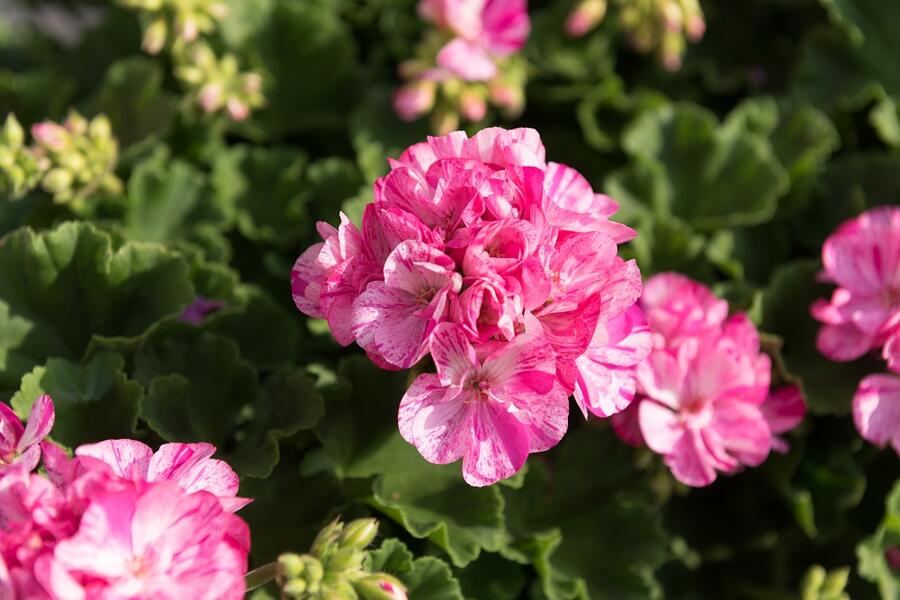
[352,575,408,600]
[42,168,74,195]
[142,18,168,54]
[327,548,366,573]
[282,578,308,598]
[339,519,379,551]
[278,553,306,579]
[89,115,113,142]
[311,519,343,558]
[2,114,25,148]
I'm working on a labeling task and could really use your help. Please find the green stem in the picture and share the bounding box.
[245,562,278,592]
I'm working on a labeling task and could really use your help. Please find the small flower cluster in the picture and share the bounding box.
[394,0,530,133]
[0,112,122,207]
[812,207,900,455]
[273,519,407,599]
[1,396,251,599]
[611,273,806,487]
[566,0,705,71]
[116,0,263,121]
[292,127,642,486]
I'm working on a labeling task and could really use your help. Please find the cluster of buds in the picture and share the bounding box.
[0,111,122,207]
[800,566,850,600]
[566,0,705,71]
[116,0,264,121]
[175,43,265,121]
[394,0,530,134]
[275,518,407,600]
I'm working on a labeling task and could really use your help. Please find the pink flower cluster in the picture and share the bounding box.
[394,1,530,130]
[812,207,900,454]
[292,127,644,486]
[0,396,250,600]
[611,274,806,487]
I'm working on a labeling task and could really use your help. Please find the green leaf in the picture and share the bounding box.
[135,324,256,446]
[11,351,141,447]
[367,538,465,600]
[612,103,789,230]
[124,147,231,247]
[314,357,507,567]
[452,550,528,600]
[303,158,364,228]
[93,57,177,152]
[502,429,668,600]
[211,144,308,246]
[858,480,900,600]
[870,96,900,148]
[228,367,324,478]
[0,222,193,390]
[761,261,882,415]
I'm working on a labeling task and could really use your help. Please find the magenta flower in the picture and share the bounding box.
[399,323,568,486]
[35,482,249,600]
[811,206,900,361]
[74,440,251,513]
[292,128,641,485]
[853,338,900,455]
[0,395,55,476]
[617,274,806,487]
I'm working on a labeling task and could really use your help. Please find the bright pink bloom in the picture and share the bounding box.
[0,395,55,476]
[398,323,568,486]
[854,372,900,455]
[812,207,900,361]
[620,274,804,487]
[418,0,530,57]
[36,482,249,600]
[74,440,250,512]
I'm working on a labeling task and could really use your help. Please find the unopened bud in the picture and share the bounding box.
[565,0,607,37]
[242,72,263,95]
[327,548,365,573]
[64,111,88,136]
[488,80,524,115]
[2,114,24,148]
[685,14,705,41]
[311,519,343,558]
[208,2,229,19]
[278,553,306,579]
[89,115,112,141]
[31,122,68,152]
[198,82,224,113]
[339,518,379,551]
[226,98,250,121]
[42,168,74,195]
[353,575,408,600]
[458,88,487,122]
[282,578,308,598]
[178,16,199,43]
[659,31,685,71]
[142,18,167,54]
[393,79,435,122]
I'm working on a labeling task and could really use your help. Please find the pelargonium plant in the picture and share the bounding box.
[292,127,643,485]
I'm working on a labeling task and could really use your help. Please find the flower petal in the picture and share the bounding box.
[462,401,529,487]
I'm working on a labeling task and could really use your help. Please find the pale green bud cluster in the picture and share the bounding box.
[275,518,407,600]
[0,111,122,207]
[800,566,850,600]
[618,0,705,71]
[116,0,264,121]
[174,43,265,122]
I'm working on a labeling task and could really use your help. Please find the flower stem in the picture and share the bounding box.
[245,562,278,591]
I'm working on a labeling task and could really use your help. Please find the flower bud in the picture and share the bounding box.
[282,578,308,598]
[311,519,343,558]
[458,88,487,122]
[142,18,168,54]
[326,548,365,573]
[2,114,24,148]
[278,553,306,579]
[208,2,229,19]
[178,16,199,43]
[659,31,685,71]
[89,115,112,142]
[242,72,263,95]
[31,123,68,152]
[352,575,408,600]
[225,98,250,122]
[488,80,524,116]
[42,168,74,195]
[565,0,607,37]
[685,13,705,42]
[338,518,379,551]
[198,82,225,113]
[393,79,436,122]
[64,111,89,136]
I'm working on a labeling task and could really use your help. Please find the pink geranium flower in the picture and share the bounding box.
[399,323,568,486]
[0,395,55,476]
[853,338,900,455]
[73,440,251,513]
[812,206,900,362]
[292,128,642,485]
[36,482,249,600]
[617,274,806,487]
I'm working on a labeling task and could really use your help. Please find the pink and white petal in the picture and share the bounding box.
[291,243,325,318]
[884,332,900,373]
[816,322,875,362]
[17,394,55,451]
[709,400,772,467]
[638,400,683,454]
[823,207,900,295]
[611,400,645,446]
[41,441,76,488]
[75,439,154,480]
[8,444,41,472]
[147,442,215,481]
[853,374,900,454]
[430,323,478,386]
[511,380,569,453]
[322,256,381,346]
[761,385,806,435]
[635,350,685,410]
[352,284,429,368]
[464,128,546,168]
[461,401,530,487]
[0,402,24,453]
[398,374,470,465]
[664,429,718,487]
[484,333,557,392]
[574,359,639,418]
[436,38,497,81]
